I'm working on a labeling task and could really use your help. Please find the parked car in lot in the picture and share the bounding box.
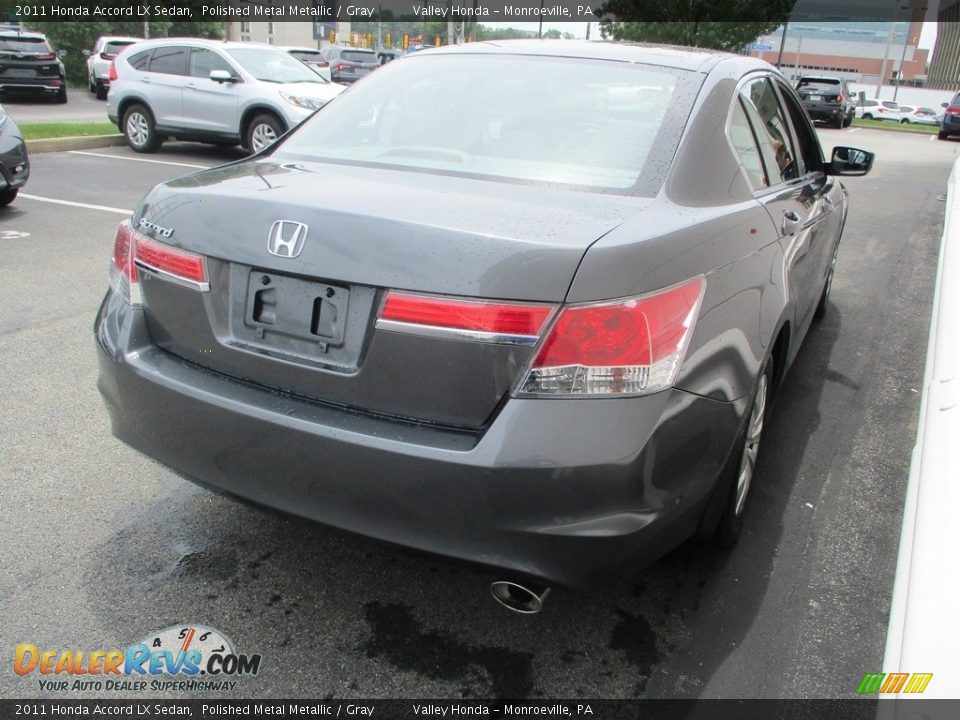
[940,92,960,140]
[96,41,874,612]
[0,101,29,206]
[281,46,332,81]
[107,39,346,154]
[0,25,67,103]
[859,99,900,120]
[320,46,379,83]
[890,105,939,126]
[795,75,854,127]
[84,35,140,99]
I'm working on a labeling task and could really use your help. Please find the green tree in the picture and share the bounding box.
[28,21,224,87]
[599,0,793,52]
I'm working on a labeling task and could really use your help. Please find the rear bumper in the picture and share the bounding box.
[0,78,62,93]
[804,104,847,121]
[95,291,746,589]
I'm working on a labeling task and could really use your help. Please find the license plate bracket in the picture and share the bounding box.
[243,270,348,347]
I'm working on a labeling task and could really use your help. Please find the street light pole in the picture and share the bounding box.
[893,4,928,102]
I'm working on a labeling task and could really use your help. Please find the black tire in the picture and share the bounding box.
[245,113,284,154]
[712,361,773,548]
[0,187,18,206]
[863,113,873,120]
[834,116,844,129]
[939,130,949,140]
[89,76,96,93]
[95,82,107,101]
[122,103,161,153]
[814,242,839,321]
[56,85,67,104]
[900,118,909,124]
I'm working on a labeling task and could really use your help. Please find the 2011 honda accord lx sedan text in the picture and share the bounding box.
[95,41,874,613]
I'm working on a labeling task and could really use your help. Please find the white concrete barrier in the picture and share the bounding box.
[882,158,960,699]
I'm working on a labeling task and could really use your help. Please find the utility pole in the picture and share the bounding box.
[774,22,788,68]
[143,21,150,39]
[876,8,898,99]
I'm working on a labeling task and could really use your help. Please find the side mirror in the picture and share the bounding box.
[826,146,875,177]
[209,69,238,83]
[81,49,91,58]
[56,49,67,59]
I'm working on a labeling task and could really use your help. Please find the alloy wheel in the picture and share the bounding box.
[735,373,768,517]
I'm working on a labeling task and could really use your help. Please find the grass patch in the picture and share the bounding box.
[19,122,119,140]
[851,117,938,134]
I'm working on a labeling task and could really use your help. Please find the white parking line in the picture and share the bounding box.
[846,127,862,133]
[68,150,210,170]
[19,193,132,215]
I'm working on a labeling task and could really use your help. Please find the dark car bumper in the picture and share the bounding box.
[95,290,747,589]
[803,102,848,122]
[0,118,30,191]
[941,113,960,136]
[0,77,63,95]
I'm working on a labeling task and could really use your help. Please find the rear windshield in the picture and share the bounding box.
[275,54,700,195]
[797,79,841,92]
[342,50,376,63]
[104,40,137,55]
[0,36,51,54]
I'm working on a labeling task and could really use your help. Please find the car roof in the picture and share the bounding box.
[797,76,843,82]
[124,38,280,52]
[101,36,141,43]
[422,40,744,73]
[281,46,321,53]
[0,27,47,39]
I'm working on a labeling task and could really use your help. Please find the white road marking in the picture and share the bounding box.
[19,193,132,215]
[68,150,210,170]
[847,127,862,133]
[1,230,31,239]
[930,134,937,142]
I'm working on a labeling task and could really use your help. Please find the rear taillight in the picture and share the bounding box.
[377,291,554,344]
[108,62,117,81]
[335,62,344,71]
[517,276,706,396]
[35,52,56,61]
[837,93,844,103]
[318,61,329,67]
[948,106,960,115]
[100,52,115,61]
[109,219,209,306]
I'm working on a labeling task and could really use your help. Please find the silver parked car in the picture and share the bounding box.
[84,35,140,100]
[107,39,346,154]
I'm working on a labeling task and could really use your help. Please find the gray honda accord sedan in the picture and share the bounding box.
[96,41,873,612]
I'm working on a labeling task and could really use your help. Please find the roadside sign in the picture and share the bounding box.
[750,44,774,51]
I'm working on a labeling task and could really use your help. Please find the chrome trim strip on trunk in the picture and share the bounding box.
[374,318,541,346]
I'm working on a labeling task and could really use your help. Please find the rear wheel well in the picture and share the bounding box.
[117,97,152,128]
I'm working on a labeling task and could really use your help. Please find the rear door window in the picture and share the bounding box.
[741,76,799,184]
[148,46,188,75]
[729,99,768,189]
[127,49,152,70]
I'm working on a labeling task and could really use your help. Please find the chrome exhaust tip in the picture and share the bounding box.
[490,581,551,614]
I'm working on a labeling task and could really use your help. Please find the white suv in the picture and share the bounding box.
[84,36,140,99]
[106,39,346,154]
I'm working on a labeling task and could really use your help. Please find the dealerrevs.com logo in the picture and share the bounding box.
[14,625,262,693]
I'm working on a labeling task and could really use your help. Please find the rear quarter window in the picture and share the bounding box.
[127,49,152,71]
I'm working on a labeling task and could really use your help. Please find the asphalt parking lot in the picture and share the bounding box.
[0,126,956,700]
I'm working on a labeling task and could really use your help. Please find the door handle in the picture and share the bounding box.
[139,77,151,84]
[823,195,834,209]
[185,83,196,90]
[782,210,802,236]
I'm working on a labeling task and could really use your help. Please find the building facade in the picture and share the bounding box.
[749,0,930,86]
[928,0,960,90]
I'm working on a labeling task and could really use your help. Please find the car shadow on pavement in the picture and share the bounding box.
[80,311,842,700]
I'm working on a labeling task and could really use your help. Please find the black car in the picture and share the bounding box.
[939,91,960,140]
[96,42,874,612]
[320,46,379,83]
[0,101,29,205]
[0,25,67,103]
[796,76,854,128]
